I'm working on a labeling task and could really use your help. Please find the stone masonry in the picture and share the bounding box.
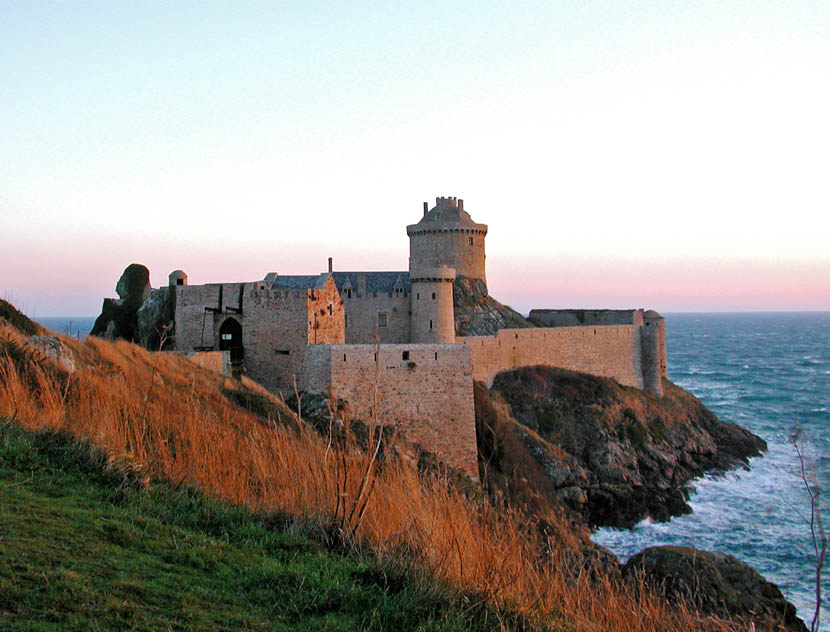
[165,195,667,476]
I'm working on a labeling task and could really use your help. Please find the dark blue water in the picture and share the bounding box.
[34,317,96,340]
[593,312,830,627]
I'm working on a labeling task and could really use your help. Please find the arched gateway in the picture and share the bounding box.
[218,318,244,369]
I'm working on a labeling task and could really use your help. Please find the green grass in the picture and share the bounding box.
[0,419,505,632]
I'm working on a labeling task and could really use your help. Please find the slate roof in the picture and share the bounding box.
[418,204,479,228]
[266,271,411,295]
[268,274,329,291]
[331,271,411,295]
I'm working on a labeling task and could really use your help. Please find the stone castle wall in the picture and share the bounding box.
[341,293,411,344]
[174,283,222,351]
[304,343,478,477]
[528,309,644,327]
[459,325,645,390]
[175,278,344,397]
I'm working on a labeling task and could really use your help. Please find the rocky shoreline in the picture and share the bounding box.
[475,365,765,529]
[474,365,808,630]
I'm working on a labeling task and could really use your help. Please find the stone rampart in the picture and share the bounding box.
[304,343,478,477]
[528,309,644,327]
[459,325,645,390]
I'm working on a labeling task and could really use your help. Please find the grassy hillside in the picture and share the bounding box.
[0,420,498,631]
[0,303,752,631]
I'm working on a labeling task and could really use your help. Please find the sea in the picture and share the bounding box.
[593,312,830,628]
[32,313,830,625]
[34,317,97,341]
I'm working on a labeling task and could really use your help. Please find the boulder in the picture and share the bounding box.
[622,546,807,632]
[115,263,151,306]
[24,335,76,373]
[91,264,153,343]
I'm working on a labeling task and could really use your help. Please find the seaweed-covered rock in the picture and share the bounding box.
[623,546,807,631]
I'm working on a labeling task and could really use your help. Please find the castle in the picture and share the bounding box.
[170,197,667,477]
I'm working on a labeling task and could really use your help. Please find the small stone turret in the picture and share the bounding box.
[169,270,188,287]
[409,265,456,343]
[407,196,488,286]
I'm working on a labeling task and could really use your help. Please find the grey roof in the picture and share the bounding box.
[269,274,330,291]
[408,197,487,233]
[420,207,478,227]
[331,271,410,295]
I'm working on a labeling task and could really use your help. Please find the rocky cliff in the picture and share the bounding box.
[475,365,766,529]
[452,277,535,336]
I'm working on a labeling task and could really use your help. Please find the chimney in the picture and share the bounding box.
[423,201,428,216]
[328,257,333,274]
[458,199,464,212]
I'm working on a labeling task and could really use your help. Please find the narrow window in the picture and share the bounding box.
[434,352,438,360]
[469,237,474,246]
[343,353,347,361]
[345,314,349,327]
[402,351,410,361]
[416,293,420,300]
[327,304,332,315]
[347,289,352,298]
[275,349,290,355]
[377,313,388,328]
[429,319,433,330]
[432,292,436,300]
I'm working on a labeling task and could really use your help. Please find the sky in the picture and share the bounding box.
[1,0,828,316]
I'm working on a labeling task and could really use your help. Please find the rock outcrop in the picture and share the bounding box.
[475,365,765,528]
[453,277,535,336]
[622,546,807,631]
[24,335,76,373]
[91,264,174,349]
[91,264,152,341]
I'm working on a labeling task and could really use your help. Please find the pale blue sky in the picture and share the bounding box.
[2,1,828,315]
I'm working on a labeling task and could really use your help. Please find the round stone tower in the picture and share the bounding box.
[409,265,456,343]
[640,310,667,397]
[407,197,488,286]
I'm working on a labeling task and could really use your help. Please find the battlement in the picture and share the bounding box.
[409,264,456,282]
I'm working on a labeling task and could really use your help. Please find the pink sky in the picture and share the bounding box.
[4,231,827,317]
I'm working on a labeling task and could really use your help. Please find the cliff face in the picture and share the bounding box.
[475,365,766,529]
[453,277,535,336]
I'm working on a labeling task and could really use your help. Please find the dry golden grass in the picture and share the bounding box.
[0,321,747,632]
